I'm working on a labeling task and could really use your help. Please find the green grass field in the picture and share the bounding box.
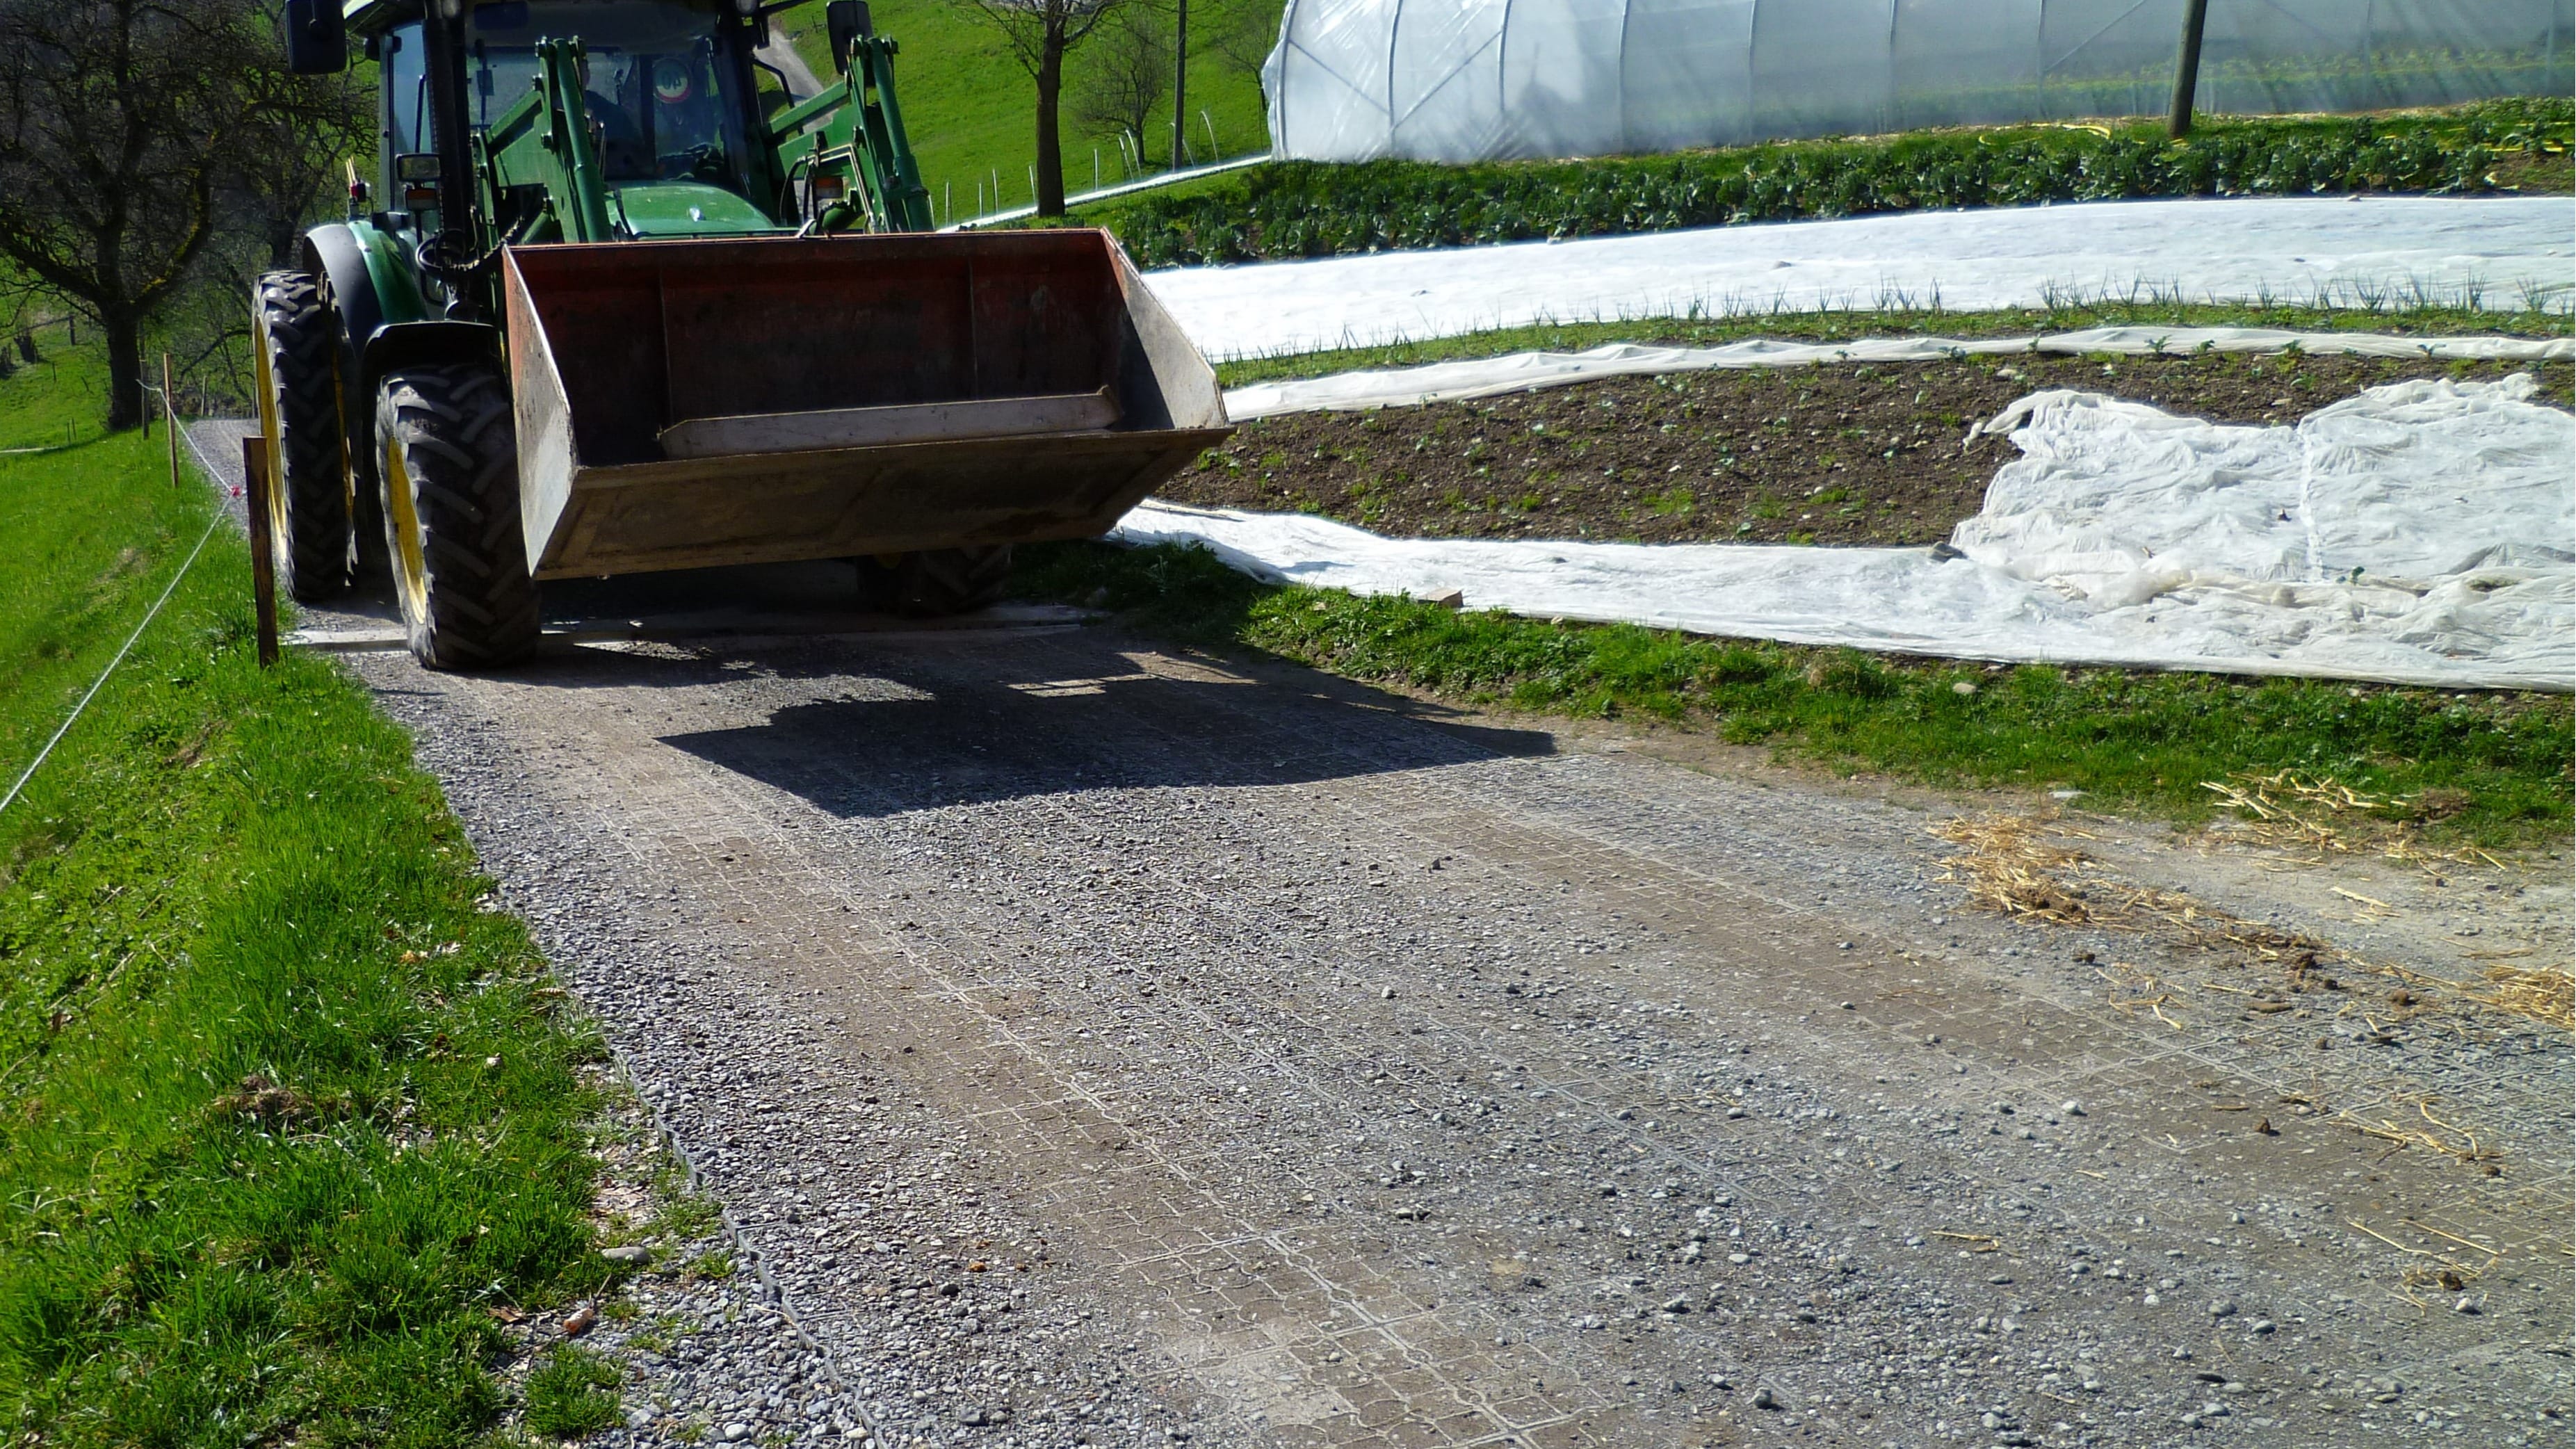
[0,346,619,1446]
[0,321,112,452]
[0,327,195,782]
[773,0,1279,223]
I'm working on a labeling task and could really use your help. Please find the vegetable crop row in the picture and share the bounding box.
[1099,98,2573,268]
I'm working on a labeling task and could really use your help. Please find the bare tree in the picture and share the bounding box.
[233,49,371,269]
[1206,0,1276,97]
[0,0,346,428]
[1071,6,1168,166]
[959,0,1135,217]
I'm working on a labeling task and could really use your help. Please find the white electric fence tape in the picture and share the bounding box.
[0,413,239,818]
[0,513,221,816]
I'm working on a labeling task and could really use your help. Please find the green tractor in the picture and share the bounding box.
[257,0,1229,667]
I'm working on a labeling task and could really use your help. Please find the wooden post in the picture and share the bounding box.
[241,435,280,668]
[1170,0,1187,172]
[2168,0,2211,139]
[161,353,179,487]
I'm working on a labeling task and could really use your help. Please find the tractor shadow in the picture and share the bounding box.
[648,629,1556,818]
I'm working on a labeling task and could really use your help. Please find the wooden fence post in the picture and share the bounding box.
[242,436,280,668]
[162,353,179,487]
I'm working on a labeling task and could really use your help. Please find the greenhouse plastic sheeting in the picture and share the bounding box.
[1117,378,2575,690]
[1265,0,2575,161]
[1224,327,2576,416]
[1145,195,2574,361]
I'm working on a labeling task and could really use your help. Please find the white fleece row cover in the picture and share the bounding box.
[1118,378,2575,691]
[1144,196,2574,362]
[1224,327,2576,418]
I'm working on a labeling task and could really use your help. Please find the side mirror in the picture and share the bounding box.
[282,0,347,72]
[825,0,870,74]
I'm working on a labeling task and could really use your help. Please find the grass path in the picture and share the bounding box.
[1208,298,2576,387]
[1014,537,2572,852]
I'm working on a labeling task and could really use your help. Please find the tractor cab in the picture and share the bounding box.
[367,0,786,239]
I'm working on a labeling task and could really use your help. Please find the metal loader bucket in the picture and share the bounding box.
[500,231,1230,581]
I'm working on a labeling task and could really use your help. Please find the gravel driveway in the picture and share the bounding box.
[188,423,2570,1448]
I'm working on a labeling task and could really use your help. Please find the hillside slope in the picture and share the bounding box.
[775,0,1279,222]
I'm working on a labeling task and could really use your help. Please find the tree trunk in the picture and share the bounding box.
[103,312,145,432]
[268,213,305,270]
[1035,42,1067,217]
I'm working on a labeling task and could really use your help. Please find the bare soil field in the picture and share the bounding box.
[1167,355,2575,547]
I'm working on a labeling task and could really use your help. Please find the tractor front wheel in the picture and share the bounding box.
[375,364,542,670]
[859,546,1014,617]
[252,270,350,601]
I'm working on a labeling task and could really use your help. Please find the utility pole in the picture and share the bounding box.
[2168,0,2210,139]
[1170,0,1187,172]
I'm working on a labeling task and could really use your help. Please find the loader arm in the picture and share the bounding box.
[479,37,619,243]
[763,31,931,232]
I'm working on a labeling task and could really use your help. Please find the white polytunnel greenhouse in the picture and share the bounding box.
[1261,0,2575,163]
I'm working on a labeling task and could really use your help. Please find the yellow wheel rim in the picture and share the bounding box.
[334,366,359,527]
[383,429,430,624]
[251,318,289,559]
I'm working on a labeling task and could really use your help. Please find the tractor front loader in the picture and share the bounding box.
[255,0,1227,668]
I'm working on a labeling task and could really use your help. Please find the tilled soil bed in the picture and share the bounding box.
[1172,351,2574,547]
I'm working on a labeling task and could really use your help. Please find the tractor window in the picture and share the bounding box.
[384,25,426,160]
[467,0,756,191]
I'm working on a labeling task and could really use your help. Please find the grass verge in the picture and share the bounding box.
[1094,98,2574,268]
[0,435,203,786]
[1213,298,2575,387]
[1016,542,2573,851]
[0,377,619,1442]
[525,1345,624,1435]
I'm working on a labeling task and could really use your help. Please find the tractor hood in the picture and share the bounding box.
[609,180,783,238]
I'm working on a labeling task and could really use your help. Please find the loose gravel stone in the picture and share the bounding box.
[159,448,2562,1449]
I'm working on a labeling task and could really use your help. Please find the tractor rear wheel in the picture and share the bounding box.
[252,270,350,601]
[375,363,541,670]
[859,546,1015,617]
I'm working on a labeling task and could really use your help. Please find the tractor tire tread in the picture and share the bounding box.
[377,364,540,670]
[254,270,350,601]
